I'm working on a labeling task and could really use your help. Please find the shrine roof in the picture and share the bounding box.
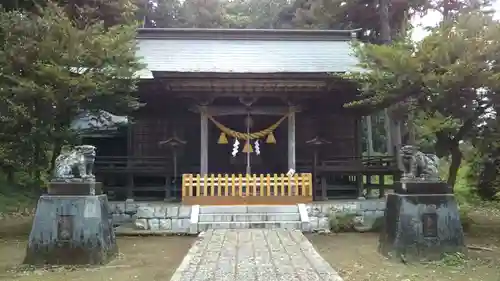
[135,28,361,78]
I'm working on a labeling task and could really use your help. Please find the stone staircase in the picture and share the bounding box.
[196,204,308,231]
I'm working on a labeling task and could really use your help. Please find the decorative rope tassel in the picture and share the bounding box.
[217,132,228,144]
[242,141,253,153]
[266,132,276,144]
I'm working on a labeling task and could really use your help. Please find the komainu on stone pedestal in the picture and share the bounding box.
[378,146,466,262]
[23,194,117,265]
[24,146,117,265]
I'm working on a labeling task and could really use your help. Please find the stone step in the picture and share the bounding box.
[199,205,299,214]
[197,221,303,231]
[198,212,301,222]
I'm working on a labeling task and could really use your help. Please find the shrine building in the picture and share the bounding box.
[86,28,402,204]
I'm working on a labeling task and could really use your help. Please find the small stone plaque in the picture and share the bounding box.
[57,215,74,241]
[422,213,438,238]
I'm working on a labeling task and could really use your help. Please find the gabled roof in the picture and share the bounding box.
[136,28,361,78]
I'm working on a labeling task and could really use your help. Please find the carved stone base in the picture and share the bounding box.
[393,181,452,194]
[23,194,117,265]
[378,181,465,262]
[47,182,102,196]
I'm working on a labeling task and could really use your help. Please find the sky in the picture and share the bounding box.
[411,0,500,41]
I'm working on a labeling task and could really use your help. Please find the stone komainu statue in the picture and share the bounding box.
[400,145,440,181]
[52,145,96,182]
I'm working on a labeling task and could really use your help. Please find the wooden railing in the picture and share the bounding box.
[181,173,313,205]
[94,156,170,173]
[317,156,398,173]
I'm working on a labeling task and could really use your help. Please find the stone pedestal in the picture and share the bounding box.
[47,181,102,196]
[378,181,465,262]
[23,191,118,265]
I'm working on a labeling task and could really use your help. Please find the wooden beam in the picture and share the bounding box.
[288,107,296,171]
[384,109,393,156]
[190,105,302,116]
[200,107,208,175]
[365,115,374,156]
[393,120,403,170]
[354,118,364,198]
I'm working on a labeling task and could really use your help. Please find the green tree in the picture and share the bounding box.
[0,3,142,181]
[346,10,500,188]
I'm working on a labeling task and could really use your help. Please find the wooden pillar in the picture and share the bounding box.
[393,120,403,169]
[200,107,208,175]
[384,109,393,156]
[288,107,296,171]
[365,115,374,156]
[355,117,364,197]
[126,120,134,199]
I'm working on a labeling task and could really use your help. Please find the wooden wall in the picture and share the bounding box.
[129,90,359,175]
[296,112,357,163]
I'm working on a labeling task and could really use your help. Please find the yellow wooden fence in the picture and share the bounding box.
[181,173,313,205]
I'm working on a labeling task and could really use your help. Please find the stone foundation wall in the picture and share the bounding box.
[108,200,194,233]
[108,199,387,233]
[305,199,386,232]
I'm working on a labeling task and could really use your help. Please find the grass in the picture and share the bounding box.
[0,192,37,219]
[0,173,38,218]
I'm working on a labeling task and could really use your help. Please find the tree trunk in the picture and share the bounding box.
[48,140,63,175]
[33,140,43,185]
[447,142,462,189]
[378,0,391,44]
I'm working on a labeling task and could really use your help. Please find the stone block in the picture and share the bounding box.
[47,182,102,196]
[111,213,130,225]
[232,214,264,222]
[148,219,160,231]
[379,191,466,262]
[125,201,139,215]
[309,217,319,229]
[307,205,322,217]
[320,204,331,214]
[134,219,148,230]
[153,206,167,218]
[136,206,155,218]
[280,222,301,229]
[111,202,125,214]
[264,222,282,229]
[267,213,300,221]
[197,224,209,232]
[208,223,228,229]
[201,206,247,214]
[301,222,313,232]
[166,206,179,217]
[159,219,172,230]
[317,217,329,230]
[247,205,297,213]
[172,218,191,232]
[229,222,249,229]
[249,222,266,229]
[394,181,452,194]
[23,194,117,265]
[189,223,198,234]
[214,215,233,222]
[199,214,216,222]
[178,206,192,218]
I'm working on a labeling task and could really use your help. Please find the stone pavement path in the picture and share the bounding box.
[170,229,343,281]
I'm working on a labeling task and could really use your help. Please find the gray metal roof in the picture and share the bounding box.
[135,28,361,77]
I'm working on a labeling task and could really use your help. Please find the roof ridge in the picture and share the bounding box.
[136,28,361,41]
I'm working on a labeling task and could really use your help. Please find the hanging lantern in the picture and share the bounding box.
[242,140,253,153]
[217,132,228,144]
[266,132,276,144]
